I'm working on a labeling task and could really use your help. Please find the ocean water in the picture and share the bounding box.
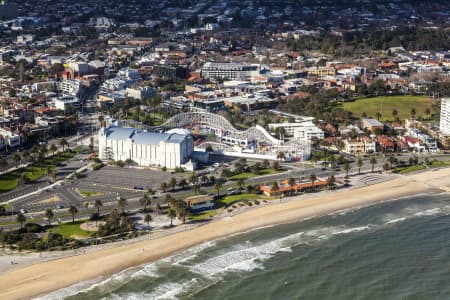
[38,193,450,300]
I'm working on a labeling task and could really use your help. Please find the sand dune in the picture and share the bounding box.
[1,168,449,300]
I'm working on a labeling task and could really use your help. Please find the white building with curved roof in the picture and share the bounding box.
[98,126,193,169]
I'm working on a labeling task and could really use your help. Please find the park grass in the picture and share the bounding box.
[229,168,281,180]
[0,172,20,192]
[0,150,77,193]
[189,210,218,221]
[430,161,450,168]
[24,166,51,181]
[394,164,426,174]
[77,189,104,198]
[219,193,259,206]
[48,221,93,239]
[342,95,433,121]
[394,161,450,174]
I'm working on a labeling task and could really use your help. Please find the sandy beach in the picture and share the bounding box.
[1,168,450,300]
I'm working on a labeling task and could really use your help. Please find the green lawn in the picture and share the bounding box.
[219,193,259,206]
[0,172,20,192]
[394,165,426,174]
[24,166,51,181]
[430,161,450,168]
[342,95,434,121]
[48,221,93,239]
[394,161,450,174]
[0,150,76,193]
[229,168,281,180]
[189,210,218,221]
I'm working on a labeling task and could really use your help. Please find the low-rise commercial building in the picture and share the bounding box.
[362,118,384,133]
[52,95,80,112]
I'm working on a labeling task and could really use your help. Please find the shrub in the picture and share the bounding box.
[25,223,44,233]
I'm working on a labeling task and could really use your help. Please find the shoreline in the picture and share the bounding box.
[1,168,450,299]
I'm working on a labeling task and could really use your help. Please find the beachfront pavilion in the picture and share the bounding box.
[260,179,329,197]
[183,194,215,212]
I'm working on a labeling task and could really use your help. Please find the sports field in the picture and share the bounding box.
[342,95,434,121]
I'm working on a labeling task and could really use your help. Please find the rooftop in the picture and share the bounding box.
[103,126,189,145]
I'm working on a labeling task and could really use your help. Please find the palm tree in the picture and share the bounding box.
[178,178,188,190]
[392,109,398,120]
[327,175,336,189]
[144,214,152,228]
[37,151,45,167]
[169,177,177,191]
[370,157,377,173]
[46,166,51,177]
[31,145,39,159]
[214,182,222,198]
[160,182,168,193]
[94,199,103,215]
[140,194,151,212]
[262,159,270,169]
[236,178,245,191]
[0,158,8,171]
[117,197,128,214]
[59,138,69,151]
[425,107,431,119]
[410,108,416,119]
[209,175,216,185]
[89,137,94,153]
[309,173,317,190]
[189,173,198,185]
[271,181,279,194]
[45,209,54,226]
[288,177,296,195]
[277,151,285,161]
[376,112,382,120]
[357,157,363,174]
[49,144,57,156]
[168,209,176,226]
[191,183,200,194]
[16,212,26,230]
[40,144,48,156]
[201,175,208,186]
[344,161,351,178]
[19,172,28,184]
[382,162,390,174]
[272,161,280,171]
[177,205,188,224]
[68,205,78,223]
[22,150,30,162]
[165,194,176,208]
[12,153,21,168]
[48,168,56,183]
[388,155,397,169]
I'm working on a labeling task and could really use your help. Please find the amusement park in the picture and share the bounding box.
[117,111,311,161]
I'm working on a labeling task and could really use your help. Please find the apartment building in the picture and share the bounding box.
[201,62,261,81]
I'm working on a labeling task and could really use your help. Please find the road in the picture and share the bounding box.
[2,151,450,231]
